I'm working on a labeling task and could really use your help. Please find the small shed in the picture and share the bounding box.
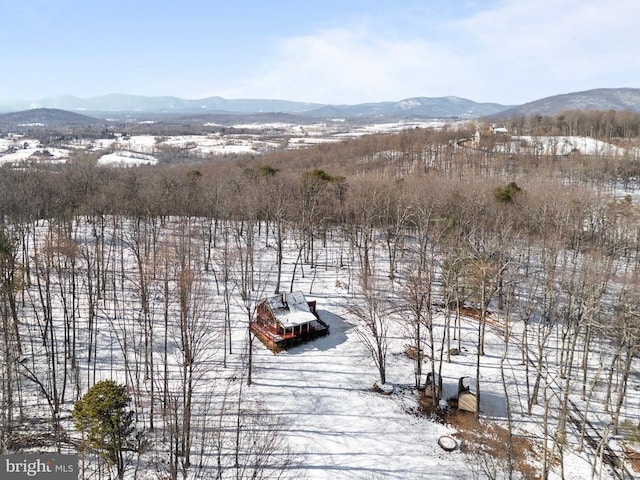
[424,372,442,402]
[457,376,478,413]
[252,291,329,351]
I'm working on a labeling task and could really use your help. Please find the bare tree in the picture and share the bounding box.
[348,271,394,385]
[402,268,432,392]
[231,223,269,387]
[0,228,23,448]
[21,221,77,446]
[607,270,640,435]
[171,220,217,473]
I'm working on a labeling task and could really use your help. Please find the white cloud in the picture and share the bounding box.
[447,0,640,100]
[213,1,640,105]
[221,27,468,104]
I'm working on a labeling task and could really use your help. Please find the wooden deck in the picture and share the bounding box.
[251,319,329,352]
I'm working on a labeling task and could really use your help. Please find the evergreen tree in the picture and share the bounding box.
[72,380,138,479]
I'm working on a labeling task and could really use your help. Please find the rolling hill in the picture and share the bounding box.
[494,87,640,117]
[0,108,104,129]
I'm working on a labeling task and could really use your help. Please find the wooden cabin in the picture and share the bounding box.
[251,291,329,351]
[457,376,478,413]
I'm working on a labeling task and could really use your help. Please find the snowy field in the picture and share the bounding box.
[6,216,639,480]
[96,150,159,166]
[0,136,69,165]
[508,135,628,156]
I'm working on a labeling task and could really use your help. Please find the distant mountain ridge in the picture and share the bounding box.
[0,93,509,118]
[303,96,508,118]
[0,94,322,116]
[496,88,640,117]
[1,88,640,122]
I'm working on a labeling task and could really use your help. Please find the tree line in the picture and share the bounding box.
[504,109,640,140]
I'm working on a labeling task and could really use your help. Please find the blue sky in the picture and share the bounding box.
[1,0,639,105]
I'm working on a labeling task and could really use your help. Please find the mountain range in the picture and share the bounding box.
[0,88,639,123]
[0,93,508,118]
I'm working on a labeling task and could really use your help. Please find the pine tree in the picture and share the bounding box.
[72,380,138,479]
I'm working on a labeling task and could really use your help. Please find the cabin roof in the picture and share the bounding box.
[265,291,317,328]
[277,310,318,328]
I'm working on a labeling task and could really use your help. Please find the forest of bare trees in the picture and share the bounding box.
[504,109,640,140]
[1,122,639,479]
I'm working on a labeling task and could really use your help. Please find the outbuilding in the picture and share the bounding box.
[424,372,443,403]
[457,376,478,413]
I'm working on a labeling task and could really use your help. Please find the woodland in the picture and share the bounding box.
[1,110,640,479]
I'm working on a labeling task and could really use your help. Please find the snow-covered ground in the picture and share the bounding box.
[96,150,159,166]
[509,135,627,156]
[334,119,449,137]
[0,137,70,165]
[246,268,638,480]
[9,216,639,480]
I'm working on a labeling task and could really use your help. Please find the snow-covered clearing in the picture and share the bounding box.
[0,138,70,165]
[97,150,159,166]
[334,120,449,137]
[102,134,279,156]
[509,136,627,156]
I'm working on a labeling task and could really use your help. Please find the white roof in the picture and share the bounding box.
[287,291,310,312]
[278,310,318,328]
[265,291,316,328]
